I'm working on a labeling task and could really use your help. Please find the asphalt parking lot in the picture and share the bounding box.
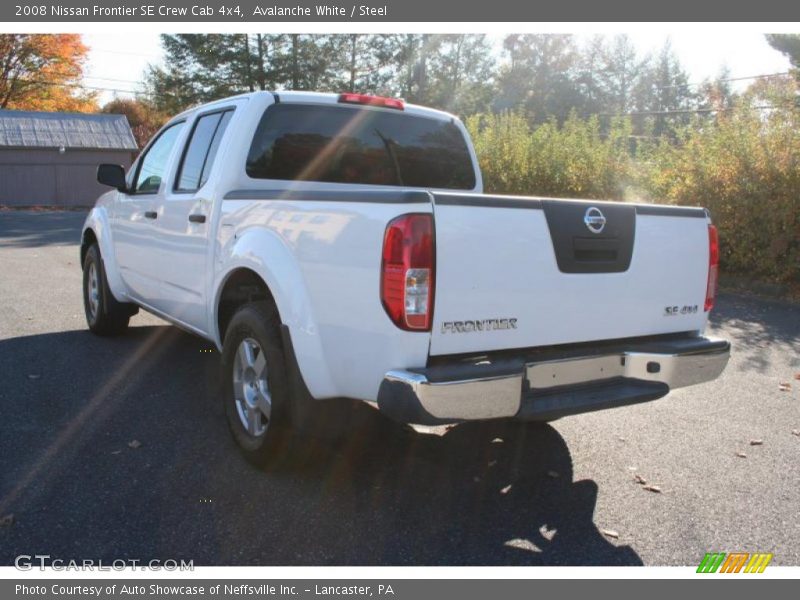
[1,210,798,566]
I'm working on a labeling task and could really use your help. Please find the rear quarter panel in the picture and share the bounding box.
[213,196,433,401]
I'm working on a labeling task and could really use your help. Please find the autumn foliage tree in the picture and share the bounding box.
[101,98,167,149]
[0,34,97,112]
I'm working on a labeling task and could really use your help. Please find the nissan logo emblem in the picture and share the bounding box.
[584,207,606,234]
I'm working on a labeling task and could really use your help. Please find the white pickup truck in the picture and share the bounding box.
[82,91,730,464]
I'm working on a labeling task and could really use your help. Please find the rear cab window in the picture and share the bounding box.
[245,103,476,190]
[175,109,234,192]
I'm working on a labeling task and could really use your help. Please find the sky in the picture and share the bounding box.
[82,32,793,105]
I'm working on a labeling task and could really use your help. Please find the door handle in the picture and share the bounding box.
[188,214,206,224]
[144,211,157,219]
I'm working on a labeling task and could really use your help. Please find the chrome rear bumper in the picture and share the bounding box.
[377,335,730,424]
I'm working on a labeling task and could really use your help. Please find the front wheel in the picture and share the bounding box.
[221,301,293,466]
[82,243,133,336]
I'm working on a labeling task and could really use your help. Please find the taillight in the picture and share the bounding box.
[705,224,719,312]
[338,93,405,110]
[381,214,434,331]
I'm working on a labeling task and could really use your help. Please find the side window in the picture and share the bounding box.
[175,110,233,192]
[133,122,185,194]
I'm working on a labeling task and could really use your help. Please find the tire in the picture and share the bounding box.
[221,301,293,467]
[82,243,133,336]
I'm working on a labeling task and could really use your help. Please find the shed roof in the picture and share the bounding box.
[0,110,138,151]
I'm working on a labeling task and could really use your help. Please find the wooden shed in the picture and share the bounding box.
[0,110,137,207]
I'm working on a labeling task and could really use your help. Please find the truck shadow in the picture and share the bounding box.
[0,324,641,566]
[269,409,643,566]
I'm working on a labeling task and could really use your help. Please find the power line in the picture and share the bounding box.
[10,78,155,97]
[654,72,792,91]
[89,47,162,59]
[591,103,795,118]
[84,75,148,85]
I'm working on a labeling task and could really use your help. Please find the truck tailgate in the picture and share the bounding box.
[429,194,711,357]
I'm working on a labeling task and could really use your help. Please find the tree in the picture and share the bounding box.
[249,33,288,91]
[496,34,584,124]
[395,34,438,103]
[273,34,346,91]
[101,98,167,149]
[424,35,496,116]
[339,34,401,95]
[632,40,695,138]
[145,33,358,113]
[573,36,607,115]
[765,34,800,73]
[143,34,250,113]
[0,34,97,112]
[697,66,736,113]
[586,34,648,114]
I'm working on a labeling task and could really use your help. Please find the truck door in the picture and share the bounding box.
[112,121,185,303]
[147,107,235,334]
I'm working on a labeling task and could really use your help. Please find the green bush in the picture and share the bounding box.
[466,111,632,200]
[637,104,800,284]
[467,106,799,284]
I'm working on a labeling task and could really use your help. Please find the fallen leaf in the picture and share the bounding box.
[642,484,662,493]
[0,514,13,527]
[779,382,792,392]
[547,470,560,479]
[128,440,141,449]
[602,529,619,539]
[749,439,764,446]
[736,451,747,458]
[500,484,512,495]
[539,524,557,541]
[634,474,648,485]
[27,374,41,380]
[503,538,540,552]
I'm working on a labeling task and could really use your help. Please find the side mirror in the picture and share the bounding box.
[97,164,128,193]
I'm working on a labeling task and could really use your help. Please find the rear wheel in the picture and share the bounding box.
[82,243,133,336]
[221,301,292,466]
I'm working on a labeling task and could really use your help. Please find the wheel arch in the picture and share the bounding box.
[216,267,278,345]
[80,227,98,267]
[81,207,127,302]
[212,230,338,399]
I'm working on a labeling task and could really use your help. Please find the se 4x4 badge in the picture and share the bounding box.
[664,305,699,316]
